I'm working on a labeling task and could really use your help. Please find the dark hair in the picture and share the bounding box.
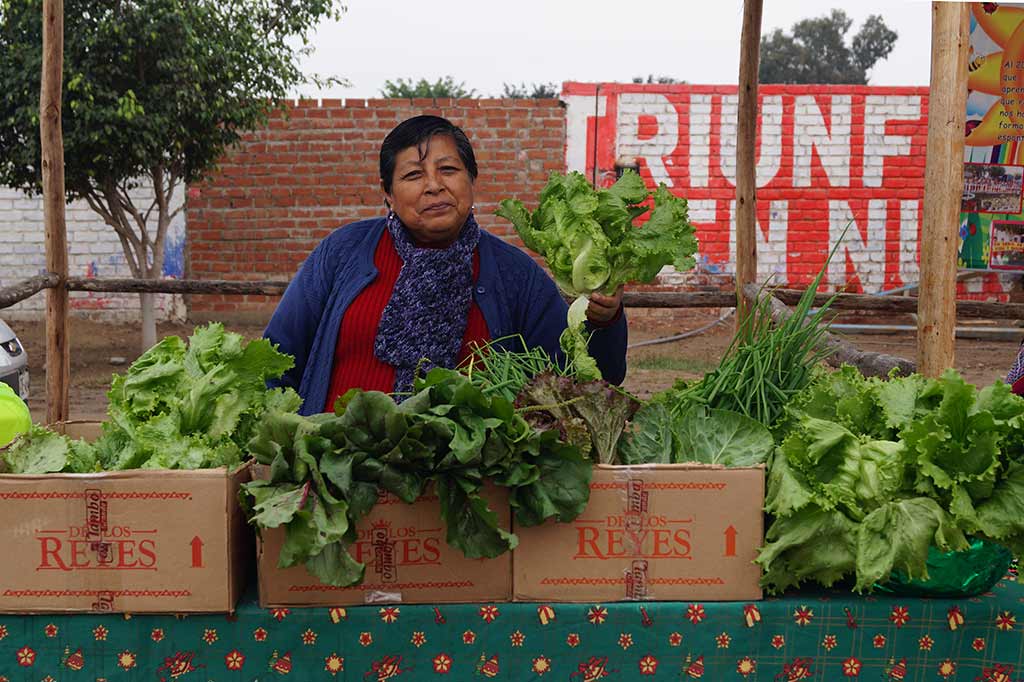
[379,115,478,194]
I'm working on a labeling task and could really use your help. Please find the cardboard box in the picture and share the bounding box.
[513,464,764,602]
[257,481,512,607]
[0,422,250,613]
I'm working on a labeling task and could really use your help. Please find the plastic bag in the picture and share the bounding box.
[0,382,31,448]
[875,538,1013,598]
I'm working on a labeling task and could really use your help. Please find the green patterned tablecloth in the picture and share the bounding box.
[2,578,1024,680]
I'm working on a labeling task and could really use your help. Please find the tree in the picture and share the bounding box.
[0,0,342,350]
[380,77,476,99]
[502,82,559,99]
[759,9,897,84]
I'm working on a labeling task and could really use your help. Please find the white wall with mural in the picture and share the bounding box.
[0,183,185,321]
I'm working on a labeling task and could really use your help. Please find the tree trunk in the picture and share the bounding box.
[139,291,156,351]
[84,170,179,352]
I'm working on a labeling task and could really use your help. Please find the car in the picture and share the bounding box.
[0,319,28,401]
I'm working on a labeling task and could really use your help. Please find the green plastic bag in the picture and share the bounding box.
[0,382,31,448]
[876,538,1013,598]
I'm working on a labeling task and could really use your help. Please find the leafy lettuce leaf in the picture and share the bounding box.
[757,505,859,593]
[1,424,81,474]
[854,497,968,591]
[516,371,640,463]
[498,170,698,376]
[760,366,1024,594]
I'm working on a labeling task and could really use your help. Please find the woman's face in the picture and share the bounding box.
[384,134,475,247]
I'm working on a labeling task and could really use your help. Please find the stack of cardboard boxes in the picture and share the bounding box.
[0,423,765,612]
[256,463,764,607]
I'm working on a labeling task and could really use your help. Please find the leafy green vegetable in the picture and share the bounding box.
[758,366,1024,594]
[1,424,77,474]
[757,505,859,592]
[854,497,967,590]
[617,402,676,465]
[459,336,574,404]
[515,371,640,464]
[1,323,300,474]
[617,403,773,467]
[242,368,592,587]
[650,238,846,430]
[674,407,774,466]
[497,170,698,379]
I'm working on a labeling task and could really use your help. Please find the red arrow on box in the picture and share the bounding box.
[724,525,737,557]
[191,536,204,568]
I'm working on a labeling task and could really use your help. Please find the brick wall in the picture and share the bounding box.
[5,84,1015,323]
[186,98,565,321]
[562,82,1017,303]
[0,184,185,321]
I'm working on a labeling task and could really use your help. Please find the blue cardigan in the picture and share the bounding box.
[264,218,628,415]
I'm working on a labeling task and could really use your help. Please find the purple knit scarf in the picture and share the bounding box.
[374,210,480,396]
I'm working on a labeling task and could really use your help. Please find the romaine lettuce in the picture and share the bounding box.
[497,170,698,379]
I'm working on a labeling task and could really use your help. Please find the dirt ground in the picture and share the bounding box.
[12,310,1023,423]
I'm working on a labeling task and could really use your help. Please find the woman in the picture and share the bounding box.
[265,115,627,414]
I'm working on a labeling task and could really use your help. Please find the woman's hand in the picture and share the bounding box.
[586,285,624,326]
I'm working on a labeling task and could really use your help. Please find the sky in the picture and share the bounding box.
[294,0,935,101]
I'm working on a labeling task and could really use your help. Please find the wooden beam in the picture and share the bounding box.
[0,274,60,309]
[770,289,1024,320]
[917,2,969,377]
[735,0,764,328]
[40,0,68,424]
[65,277,291,297]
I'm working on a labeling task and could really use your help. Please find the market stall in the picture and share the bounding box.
[5,1,1024,680]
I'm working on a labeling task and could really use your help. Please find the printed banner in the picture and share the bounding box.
[961,2,1024,268]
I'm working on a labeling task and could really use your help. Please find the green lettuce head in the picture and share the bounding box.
[497,171,698,378]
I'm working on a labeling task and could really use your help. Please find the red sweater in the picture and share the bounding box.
[324,230,490,410]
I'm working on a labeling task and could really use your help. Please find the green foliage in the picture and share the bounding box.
[242,367,592,587]
[380,77,476,99]
[1,424,69,474]
[515,371,640,464]
[459,336,574,405]
[0,0,341,289]
[497,170,698,379]
[653,260,837,429]
[757,367,1024,594]
[0,0,341,196]
[759,9,898,84]
[2,324,301,473]
[502,82,559,98]
[617,403,774,467]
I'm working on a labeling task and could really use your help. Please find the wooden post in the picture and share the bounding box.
[40,0,69,423]
[917,2,969,377]
[735,0,763,327]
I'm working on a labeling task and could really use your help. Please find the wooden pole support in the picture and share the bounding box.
[917,2,969,377]
[735,0,764,329]
[41,0,69,423]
